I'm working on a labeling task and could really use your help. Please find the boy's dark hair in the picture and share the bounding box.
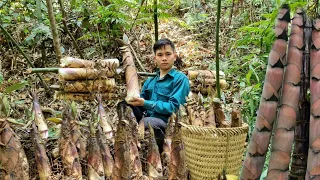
[153,38,175,53]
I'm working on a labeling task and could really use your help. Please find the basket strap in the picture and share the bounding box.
[224,132,230,172]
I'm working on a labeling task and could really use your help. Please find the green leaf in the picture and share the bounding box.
[71,101,77,118]
[246,70,253,85]
[0,73,3,85]
[0,94,10,117]
[4,81,28,94]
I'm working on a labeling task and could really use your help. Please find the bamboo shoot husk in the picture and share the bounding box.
[60,107,82,178]
[231,108,242,127]
[58,79,117,93]
[147,123,163,178]
[97,94,114,144]
[120,46,140,102]
[32,122,52,180]
[0,119,30,180]
[55,91,124,101]
[97,126,114,178]
[32,91,49,140]
[88,120,105,180]
[59,68,115,81]
[169,121,187,179]
[60,56,120,69]
[187,70,225,80]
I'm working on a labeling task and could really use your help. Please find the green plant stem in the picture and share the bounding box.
[215,0,221,99]
[28,68,59,73]
[129,0,145,32]
[154,0,158,41]
[58,0,84,59]
[0,24,49,92]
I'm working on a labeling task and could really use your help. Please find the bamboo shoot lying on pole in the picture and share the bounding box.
[187,70,225,80]
[60,56,120,69]
[58,68,115,81]
[55,91,124,101]
[52,79,117,93]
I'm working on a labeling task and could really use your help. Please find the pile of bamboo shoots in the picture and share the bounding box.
[187,70,228,95]
[183,92,242,128]
[54,56,126,101]
[1,90,190,179]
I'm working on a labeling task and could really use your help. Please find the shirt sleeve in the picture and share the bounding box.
[143,74,190,115]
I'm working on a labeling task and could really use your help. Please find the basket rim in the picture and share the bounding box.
[180,122,249,135]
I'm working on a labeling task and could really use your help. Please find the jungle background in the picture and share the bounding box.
[0,0,316,179]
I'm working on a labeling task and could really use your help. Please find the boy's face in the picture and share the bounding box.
[154,45,176,71]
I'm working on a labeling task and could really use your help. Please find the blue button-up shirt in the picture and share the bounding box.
[141,68,190,123]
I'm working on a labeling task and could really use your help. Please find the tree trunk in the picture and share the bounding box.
[45,0,62,62]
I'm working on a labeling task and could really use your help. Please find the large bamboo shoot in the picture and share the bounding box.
[306,17,320,179]
[119,37,140,102]
[241,5,290,179]
[0,119,29,179]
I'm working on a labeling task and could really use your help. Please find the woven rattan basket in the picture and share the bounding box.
[180,122,248,179]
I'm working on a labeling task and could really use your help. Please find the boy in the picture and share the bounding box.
[127,38,190,151]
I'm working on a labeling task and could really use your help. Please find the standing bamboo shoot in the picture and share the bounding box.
[31,91,49,140]
[0,119,29,179]
[241,5,290,179]
[32,122,52,180]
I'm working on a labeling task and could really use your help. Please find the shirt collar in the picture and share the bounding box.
[156,68,177,77]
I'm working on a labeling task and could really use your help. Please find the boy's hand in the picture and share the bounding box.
[126,97,145,106]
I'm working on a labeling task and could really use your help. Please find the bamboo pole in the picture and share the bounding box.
[58,0,84,59]
[0,24,49,92]
[154,0,158,41]
[215,0,222,99]
[45,0,62,62]
[27,68,156,76]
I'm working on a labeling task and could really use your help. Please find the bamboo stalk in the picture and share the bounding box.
[45,0,62,62]
[0,24,49,91]
[58,0,84,59]
[27,67,157,76]
[215,0,222,99]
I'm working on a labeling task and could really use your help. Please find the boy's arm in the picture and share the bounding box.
[143,75,190,115]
